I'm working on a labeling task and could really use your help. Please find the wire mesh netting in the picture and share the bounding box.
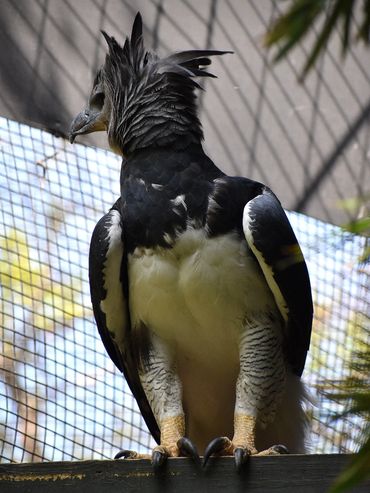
[0,118,154,462]
[0,116,369,463]
[0,0,369,465]
[1,0,369,225]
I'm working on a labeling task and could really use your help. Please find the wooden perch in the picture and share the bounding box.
[0,454,369,492]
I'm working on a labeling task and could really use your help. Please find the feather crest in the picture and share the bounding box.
[98,12,232,154]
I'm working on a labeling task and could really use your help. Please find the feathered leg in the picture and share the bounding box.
[139,332,199,468]
[204,314,288,470]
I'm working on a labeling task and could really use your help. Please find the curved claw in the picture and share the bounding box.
[177,437,201,465]
[234,447,249,472]
[114,449,138,460]
[203,436,231,467]
[271,444,289,455]
[152,448,168,471]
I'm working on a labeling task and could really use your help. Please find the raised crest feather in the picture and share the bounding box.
[130,12,143,46]
[96,12,233,154]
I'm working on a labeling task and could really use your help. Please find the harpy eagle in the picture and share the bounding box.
[70,13,313,470]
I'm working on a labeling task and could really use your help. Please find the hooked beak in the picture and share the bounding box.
[69,109,105,143]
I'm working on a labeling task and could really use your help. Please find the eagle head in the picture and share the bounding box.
[70,12,231,156]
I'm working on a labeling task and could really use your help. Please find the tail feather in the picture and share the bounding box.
[256,373,313,453]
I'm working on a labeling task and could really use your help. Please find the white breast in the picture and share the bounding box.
[128,228,277,363]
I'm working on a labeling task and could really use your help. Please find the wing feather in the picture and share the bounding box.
[89,200,160,443]
[243,188,313,376]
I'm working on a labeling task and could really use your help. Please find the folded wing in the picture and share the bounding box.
[89,199,160,443]
[242,188,313,376]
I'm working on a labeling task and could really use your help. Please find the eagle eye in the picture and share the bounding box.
[90,92,105,110]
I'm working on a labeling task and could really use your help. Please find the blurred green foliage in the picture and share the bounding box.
[265,0,370,80]
[323,334,370,492]
[265,2,370,491]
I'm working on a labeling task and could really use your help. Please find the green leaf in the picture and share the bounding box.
[338,194,370,214]
[357,0,370,43]
[300,0,351,79]
[265,0,324,60]
[341,1,353,56]
[329,437,370,493]
[265,0,370,79]
[344,217,370,235]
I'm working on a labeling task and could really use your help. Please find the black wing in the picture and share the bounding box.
[89,199,160,443]
[242,187,313,376]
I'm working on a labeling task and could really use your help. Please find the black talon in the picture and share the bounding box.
[203,436,230,467]
[152,449,167,470]
[234,447,249,472]
[177,437,201,465]
[271,444,289,454]
[114,449,136,459]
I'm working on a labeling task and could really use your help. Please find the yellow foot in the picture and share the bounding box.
[134,415,200,470]
[256,445,289,456]
[152,437,200,469]
[203,437,289,471]
[114,450,151,460]
[203,436,251,470]
[114,436,200,467]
